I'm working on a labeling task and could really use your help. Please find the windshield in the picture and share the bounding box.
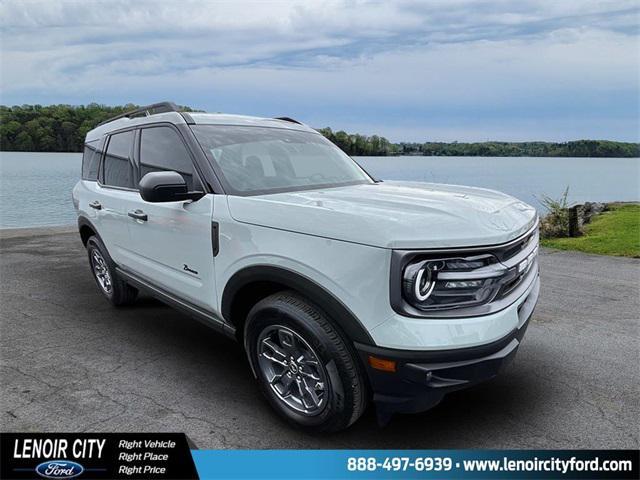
[191,125,373,195]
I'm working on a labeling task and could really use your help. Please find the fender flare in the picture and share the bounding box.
[77,215,103,246]
[221,265,376,346]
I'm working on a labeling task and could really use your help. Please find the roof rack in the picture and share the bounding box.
[274,116,303,125]
[96,101,180,127]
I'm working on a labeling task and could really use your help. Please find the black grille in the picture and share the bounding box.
[497,258,537,299]
[494,227,538,262]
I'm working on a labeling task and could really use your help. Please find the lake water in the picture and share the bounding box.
[0,152,638,229]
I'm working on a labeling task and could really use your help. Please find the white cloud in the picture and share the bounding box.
[0,0,638,141]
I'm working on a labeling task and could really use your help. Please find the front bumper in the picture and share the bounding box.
[355,275,539,422]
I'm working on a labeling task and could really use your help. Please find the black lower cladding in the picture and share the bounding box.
[355,275,539,417]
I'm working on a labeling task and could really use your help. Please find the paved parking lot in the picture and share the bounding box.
[1,228,638,448]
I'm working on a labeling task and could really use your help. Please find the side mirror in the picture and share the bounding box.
[139,171,204,203]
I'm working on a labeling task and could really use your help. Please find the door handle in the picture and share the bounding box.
[128,209,148,221]
[89,200,102,210]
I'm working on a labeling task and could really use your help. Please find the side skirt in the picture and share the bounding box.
[116,267,236,340]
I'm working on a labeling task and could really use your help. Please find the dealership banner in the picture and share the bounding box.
[1,433,198,479]
[1,433,638,479]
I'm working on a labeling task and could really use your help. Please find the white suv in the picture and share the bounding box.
[72,102,540,432]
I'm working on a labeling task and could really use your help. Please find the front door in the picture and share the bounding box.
[123,125,217,312]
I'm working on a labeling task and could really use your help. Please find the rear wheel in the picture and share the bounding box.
[245,291,368,432]
[86,236,138,306]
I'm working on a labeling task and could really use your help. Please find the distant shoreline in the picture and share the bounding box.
[2,104,639,158]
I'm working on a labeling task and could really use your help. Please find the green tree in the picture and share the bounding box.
[13,131,34,151]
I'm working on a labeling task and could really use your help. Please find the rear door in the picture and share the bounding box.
[90,130,137,265]
[124,125,217,311]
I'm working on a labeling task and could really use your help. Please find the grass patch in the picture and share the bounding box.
[541,203,640,258]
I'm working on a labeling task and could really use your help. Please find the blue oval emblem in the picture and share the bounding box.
[35,460,84,479]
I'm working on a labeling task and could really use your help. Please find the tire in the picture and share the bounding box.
[86,235,138,306]
[245,291,368,432]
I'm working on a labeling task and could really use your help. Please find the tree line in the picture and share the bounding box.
[1,104,638,157]
[1,104,136,152]
[316,127,397,156]
[396,140,639,158]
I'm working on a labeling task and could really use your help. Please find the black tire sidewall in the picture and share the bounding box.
[86,235,137,306]
[87,236,116,301]
[245,294,363,431]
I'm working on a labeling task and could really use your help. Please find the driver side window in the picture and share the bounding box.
[139,126,197,190]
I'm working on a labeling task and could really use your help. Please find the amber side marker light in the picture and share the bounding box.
[368,355,397,372]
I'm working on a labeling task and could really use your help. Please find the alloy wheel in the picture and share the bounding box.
[256,325,328,416]
[91,249,112,295]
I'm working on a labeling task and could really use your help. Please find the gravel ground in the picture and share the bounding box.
[1,228,638,448]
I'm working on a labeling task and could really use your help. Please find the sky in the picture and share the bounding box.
[1,0,639,142]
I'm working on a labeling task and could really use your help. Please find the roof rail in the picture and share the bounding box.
[274,116,303,125]
[96,101,180,127]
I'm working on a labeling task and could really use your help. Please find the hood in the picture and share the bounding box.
[227,181,538,249]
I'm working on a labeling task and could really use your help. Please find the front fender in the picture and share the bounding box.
[221,264,376,345]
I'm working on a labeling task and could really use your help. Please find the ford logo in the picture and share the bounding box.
[35,460,84,479]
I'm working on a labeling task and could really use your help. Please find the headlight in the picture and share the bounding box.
[404,260,443,301]
[402,254,515,311]
[393,225,540,316]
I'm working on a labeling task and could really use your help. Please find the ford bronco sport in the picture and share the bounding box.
[73,102,540,432]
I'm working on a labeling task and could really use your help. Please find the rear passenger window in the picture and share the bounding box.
[139,127,195,190]
[81,140,100,180]
[103,131,134,188]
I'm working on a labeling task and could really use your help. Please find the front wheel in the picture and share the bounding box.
[245,291,368,432]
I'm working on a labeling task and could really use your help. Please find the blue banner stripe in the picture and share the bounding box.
[191,449,639,480]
